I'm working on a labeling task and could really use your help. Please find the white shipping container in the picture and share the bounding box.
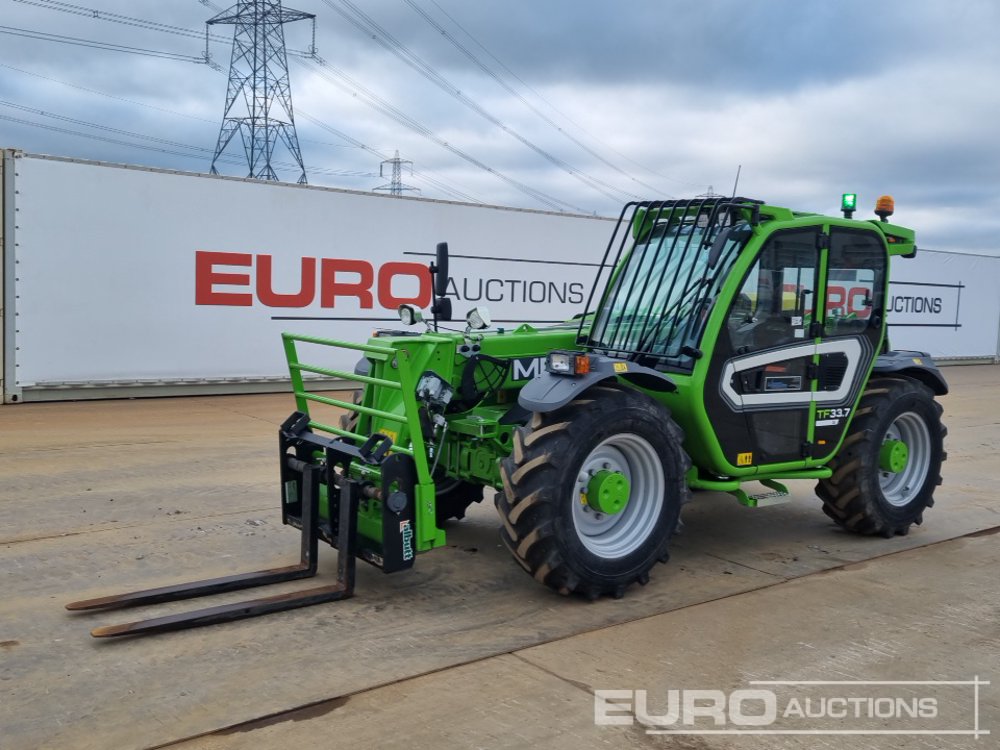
[2,150,997,402]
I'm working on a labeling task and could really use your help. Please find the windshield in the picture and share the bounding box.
[589,217,747,369]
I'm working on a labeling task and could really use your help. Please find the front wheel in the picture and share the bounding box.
[817,377,946,537]
[496,383,690,599]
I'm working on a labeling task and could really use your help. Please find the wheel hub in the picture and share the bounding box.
[879,412,932,507]
[585,470,630,515]
[571,434,665,559]
[879,439,909,474]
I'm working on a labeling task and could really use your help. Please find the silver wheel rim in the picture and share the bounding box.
[571,433,665,559]
[880,411,932,507]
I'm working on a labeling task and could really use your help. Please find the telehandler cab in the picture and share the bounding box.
[69,194,946,636]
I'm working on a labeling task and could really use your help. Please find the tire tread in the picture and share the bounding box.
[495,382,691,599]
[816,377,946,537]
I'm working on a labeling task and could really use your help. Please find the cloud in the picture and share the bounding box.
[0,0,997,252]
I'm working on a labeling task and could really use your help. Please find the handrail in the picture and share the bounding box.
[282,333,429,476]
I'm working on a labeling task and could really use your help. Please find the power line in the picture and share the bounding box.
[0,61,218,122]
[12,0,230,43]
[11,0,315,57]
[0,61,478,199]
[297,55,587,212]
[402,0,666,198]
[295,110,484,204]
[0,15,576,206]
[12,1,609,196]
[302,55,586,211]
[318,0,632,205]
[0,61,364,153]
[421,0,699,193]
[1,99,215,151]
[0,24,209,63]
[0,111,223,161]
[0,100,373,178]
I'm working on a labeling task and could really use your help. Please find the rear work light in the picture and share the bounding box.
[547,351,591,376]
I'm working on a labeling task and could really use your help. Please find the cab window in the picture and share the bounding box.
[728,229,818,351]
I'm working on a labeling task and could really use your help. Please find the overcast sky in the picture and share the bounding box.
[1,0,998,253]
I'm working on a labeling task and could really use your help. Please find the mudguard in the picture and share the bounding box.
[872,350,948,396]
[518,354,675,413]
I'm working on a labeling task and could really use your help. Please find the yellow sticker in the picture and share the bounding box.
[381,429,398,445]
[912,357,923,365]
[613,362,628,373]
[737,452,753,466]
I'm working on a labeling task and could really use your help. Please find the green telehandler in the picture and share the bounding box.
[69,194,947,636]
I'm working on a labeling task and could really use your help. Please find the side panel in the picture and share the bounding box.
[1,150,15,403]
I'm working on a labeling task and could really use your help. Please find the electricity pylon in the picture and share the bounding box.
[374,151,420,196]
[207,1,313,184]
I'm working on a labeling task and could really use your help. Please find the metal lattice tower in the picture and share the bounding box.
[374,151,420,196]
[207,1,313,184]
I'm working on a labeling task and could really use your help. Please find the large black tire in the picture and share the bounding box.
[816,377,946,537]
[496,383,690,599]
[340,390,483,525]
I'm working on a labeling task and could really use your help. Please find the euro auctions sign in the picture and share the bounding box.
[594,679,990,738]
[194,251,434,310]
[194,251,589,313]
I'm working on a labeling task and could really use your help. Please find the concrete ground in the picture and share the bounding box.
[0,366,997,750]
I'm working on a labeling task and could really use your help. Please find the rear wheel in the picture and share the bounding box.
[496,383,689,599]
[817,377,946,537]
[340,389,482,525]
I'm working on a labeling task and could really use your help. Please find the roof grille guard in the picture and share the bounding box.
[577,197,762,370]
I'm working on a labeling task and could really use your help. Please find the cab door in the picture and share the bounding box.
[706,227,821,469]
[811,227,887,458]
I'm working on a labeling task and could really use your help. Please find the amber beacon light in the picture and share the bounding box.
[875,195,895,222]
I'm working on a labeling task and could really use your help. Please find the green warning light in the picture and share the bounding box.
[841,193,858,219]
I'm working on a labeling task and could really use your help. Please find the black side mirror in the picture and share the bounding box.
[433,242,450,298]
[431,296,452,322]
[706,227,732,269]
[708,225,751,269]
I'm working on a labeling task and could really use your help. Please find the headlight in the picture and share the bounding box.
[548,352,572,373]
[466,306,491,330]
[398,304,423,326]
